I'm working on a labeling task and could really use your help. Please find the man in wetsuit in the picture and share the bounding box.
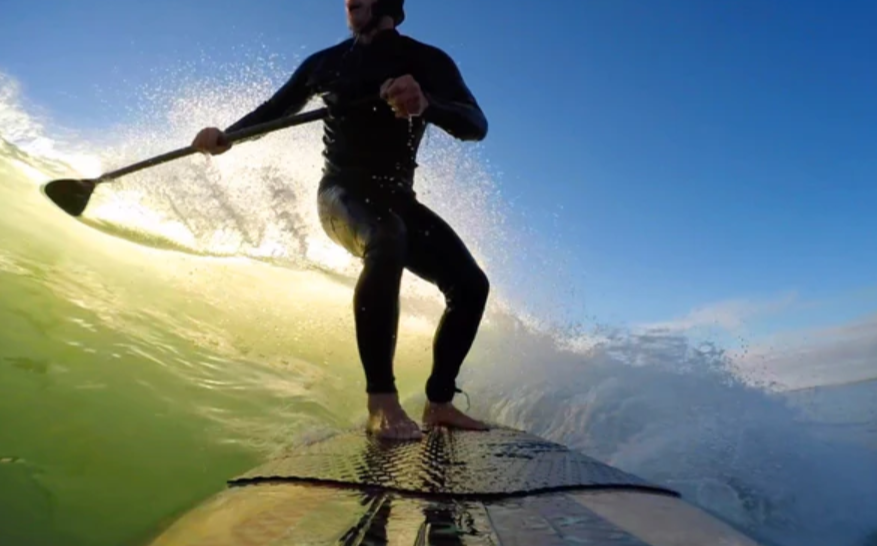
[192,0,490,440]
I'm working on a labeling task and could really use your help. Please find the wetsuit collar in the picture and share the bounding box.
[373,28,399,40]
[355,28,400,46]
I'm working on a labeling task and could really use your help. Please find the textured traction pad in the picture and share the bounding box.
[229,427,677,498]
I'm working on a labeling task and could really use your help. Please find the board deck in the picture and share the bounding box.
[147,426,764,546]
[229,426,677,498]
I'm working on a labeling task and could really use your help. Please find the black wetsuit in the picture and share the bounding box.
[225,29,489,404]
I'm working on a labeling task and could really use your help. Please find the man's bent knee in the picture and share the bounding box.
[447,265,489,311]
[470,267,490,311]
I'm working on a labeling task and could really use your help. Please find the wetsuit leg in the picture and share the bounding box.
[317,184,407,395]
[401,202,490,404]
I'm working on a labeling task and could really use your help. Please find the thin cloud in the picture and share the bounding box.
[638,291,798,333]
[631,290,877,390]
[733,313,877,390]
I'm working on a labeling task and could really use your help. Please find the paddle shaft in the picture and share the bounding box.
[92,98,372,185]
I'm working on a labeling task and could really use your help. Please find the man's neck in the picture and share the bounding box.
[354,18,395,44]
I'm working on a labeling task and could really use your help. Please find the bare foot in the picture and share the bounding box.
[422,402,490,431]
[366,393,423,441]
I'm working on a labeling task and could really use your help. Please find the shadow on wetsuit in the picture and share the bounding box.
[225,28,489,404]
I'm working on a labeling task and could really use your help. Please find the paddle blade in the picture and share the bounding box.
[42,179,96,217]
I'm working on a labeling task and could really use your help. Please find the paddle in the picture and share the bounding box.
[41,98,371,217]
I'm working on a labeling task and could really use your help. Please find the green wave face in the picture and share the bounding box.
[0,133,471,546]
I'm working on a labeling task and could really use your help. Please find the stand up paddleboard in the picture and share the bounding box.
[147,426,763,545]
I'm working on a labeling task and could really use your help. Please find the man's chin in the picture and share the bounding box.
[348,15,376,34]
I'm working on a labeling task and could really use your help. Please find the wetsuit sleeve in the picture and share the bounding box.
[418,48,488,142]
[224,54,318,135]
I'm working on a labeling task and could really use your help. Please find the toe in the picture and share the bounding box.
[402,420,423,440]
[377,419,422,441]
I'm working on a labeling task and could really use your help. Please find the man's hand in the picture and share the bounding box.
[192,127,232,155]
[380,75,429,119]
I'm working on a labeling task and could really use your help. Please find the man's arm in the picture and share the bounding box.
[224,54,319,135]
[419,48,488,142]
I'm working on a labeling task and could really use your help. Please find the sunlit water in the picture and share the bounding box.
[1,59,875,546]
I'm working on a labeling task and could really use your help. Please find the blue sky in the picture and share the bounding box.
[2,0,877,384]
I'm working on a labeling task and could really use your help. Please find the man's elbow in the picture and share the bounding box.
[425,99,489,141]
[472,116,489,141]
[461,116,488,142]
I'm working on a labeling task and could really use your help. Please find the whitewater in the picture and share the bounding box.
[1,60,875,546]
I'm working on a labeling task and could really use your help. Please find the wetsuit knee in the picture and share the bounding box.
[469,267,490,311]
[447,265,490,312]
